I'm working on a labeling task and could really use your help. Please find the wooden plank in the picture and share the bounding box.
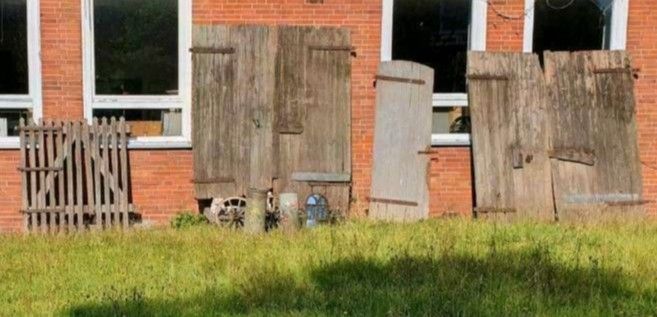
[92,118,103,229]
[291,172,351,183]
[65,121,75,231]
[468,52,555,222]
[276,26,352,215]
[110,117,120,226]
[101,118,111,227]
[37,121,47,232]
[119,118,130,228]
[74,121,84,230]
[18,118,28,230]
[545,51,643,222]
[55,121,66,231]
[192,25,239,199]
[46,121,57,233]
[28,120,37,230]
[369,61,433,222]
[82,121,95,227]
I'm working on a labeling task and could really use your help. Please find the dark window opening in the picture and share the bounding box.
[533,0,609,55]
[0,109,29,137]
[0,0,29,94]
[93,109,182,137]
[94,0,178,95]
[392,0,471,93]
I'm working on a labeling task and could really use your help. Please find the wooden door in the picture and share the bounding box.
[274,26,353,214]
[468,52,555,221]
[369,61,433,221]
[545,51,643,222]
[192,25,277,199]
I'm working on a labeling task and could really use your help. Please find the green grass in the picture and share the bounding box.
[2,220,657,316]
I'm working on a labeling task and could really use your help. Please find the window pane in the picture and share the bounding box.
[0,109,29,136]
[93,109,182,137]
[94,0,178,95]
[533,0,607,54]
[432,107,470,134]
[392,0,470,93]
[0,0,28,94]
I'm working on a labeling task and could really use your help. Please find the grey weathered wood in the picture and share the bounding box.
[46,121,57,232]
[119,118,130,228]
[275,26,352,214]
[192,25,277,198]
[162,110,182,136]
[28,120,37,229]
[92,118,102,229]
[110,117,120,226]
[369,61,433,222]
[101,118,111,227]
[19,119,28,230]
[291,172,351,183]
[468,52,555,222]
[545,51,644,222]
[20,119,132,232]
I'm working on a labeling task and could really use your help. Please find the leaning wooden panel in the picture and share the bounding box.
[545,51,643,222]
[468,52,554,222]
[192,25,277,199]
[275,26,352,214]
[368,61,433,222]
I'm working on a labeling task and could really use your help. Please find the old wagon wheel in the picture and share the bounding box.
[216,197,246,229]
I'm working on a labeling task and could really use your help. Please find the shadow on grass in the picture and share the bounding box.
[66,248,657,316]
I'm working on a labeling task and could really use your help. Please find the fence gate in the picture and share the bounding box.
[19,118,133,232]
[369,61,434,221]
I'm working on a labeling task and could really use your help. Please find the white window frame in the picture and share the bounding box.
[381,0,487,146]
[523,0,629,53]
[0,0,43,149]
[81,0,192,149]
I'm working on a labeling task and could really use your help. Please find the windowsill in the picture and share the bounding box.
[0,136,192,150]
[432,133,471,147]
[0,137,20,149]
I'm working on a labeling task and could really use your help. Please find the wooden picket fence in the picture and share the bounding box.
[19,118,133,232]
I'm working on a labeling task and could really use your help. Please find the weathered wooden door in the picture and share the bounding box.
[545,51,643,221]
[274,26,353,214]
[368,61,434,221]
[468,52,555,221]
[192,25,277,199]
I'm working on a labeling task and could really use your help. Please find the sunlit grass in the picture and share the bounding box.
[1,219,657,316]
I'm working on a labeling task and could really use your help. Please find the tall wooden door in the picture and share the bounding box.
[274,26,353,214]
[369,61,434,221]
[545,51,643,221]
[192,25,277,199]
[468,52,555,221]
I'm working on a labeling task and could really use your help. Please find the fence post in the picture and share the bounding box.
[244,188,267,234]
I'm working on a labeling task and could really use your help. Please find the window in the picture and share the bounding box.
[524,0,629,53]
[0,0,42,147]
[82,0,192,148]
[381,0,487,146]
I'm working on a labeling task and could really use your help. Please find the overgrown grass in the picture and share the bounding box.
[2,219,657,316]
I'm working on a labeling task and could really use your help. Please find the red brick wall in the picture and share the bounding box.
[2,0,657,232]
[628,0,657,215]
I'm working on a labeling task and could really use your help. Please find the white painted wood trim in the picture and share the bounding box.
[523,0,629,52]
[470,0,488,51]
[380,0,394,61]
[609,0,629,50]
[433,93,469,107]
[522,0,535,53]
[0,0,42,147]
[81,0,192,148]
[432,133,471,146]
